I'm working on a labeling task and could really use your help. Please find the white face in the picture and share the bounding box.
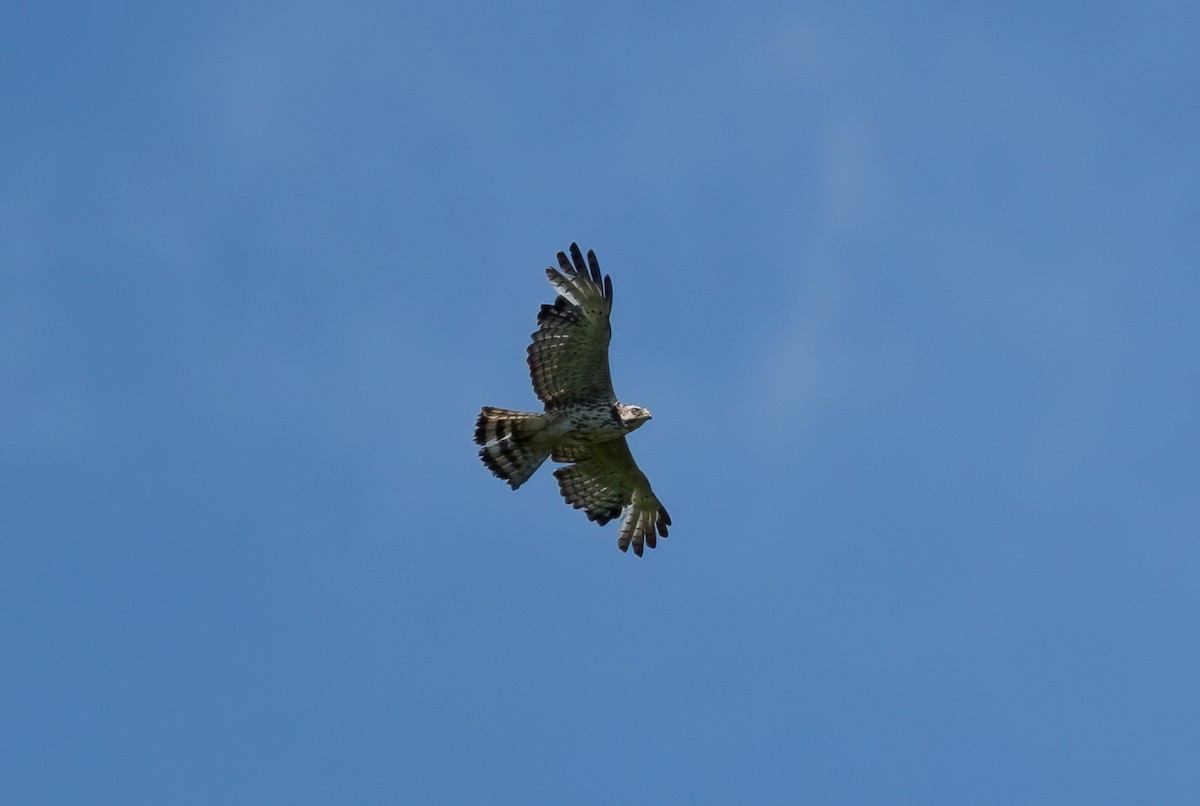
[620,404,652,430]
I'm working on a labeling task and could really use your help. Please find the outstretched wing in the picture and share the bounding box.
[527,243,615,407]
[553,439,671,557]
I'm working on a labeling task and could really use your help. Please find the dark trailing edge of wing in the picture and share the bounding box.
[586,508,619,526]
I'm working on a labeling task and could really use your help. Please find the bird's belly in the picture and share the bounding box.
[549,404,624,444]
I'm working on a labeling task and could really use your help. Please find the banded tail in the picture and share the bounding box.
[474,407,550,489]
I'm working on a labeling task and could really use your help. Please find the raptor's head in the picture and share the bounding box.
[617,403,652,432]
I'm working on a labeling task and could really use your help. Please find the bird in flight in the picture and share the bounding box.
[474,244,670,556]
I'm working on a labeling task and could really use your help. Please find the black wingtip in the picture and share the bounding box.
[586,249,602,285]
[603,274,612,302]
[568,243,586,276]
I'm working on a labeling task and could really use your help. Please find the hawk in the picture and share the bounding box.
[474,243,671,556]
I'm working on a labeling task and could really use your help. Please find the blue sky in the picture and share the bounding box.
[3,1,1198,803]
